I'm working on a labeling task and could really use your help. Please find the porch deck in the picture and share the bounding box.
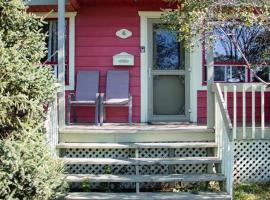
[59,123,215,143]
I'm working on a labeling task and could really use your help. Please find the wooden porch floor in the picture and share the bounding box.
[61,122,211,132]
[59,123,214,143]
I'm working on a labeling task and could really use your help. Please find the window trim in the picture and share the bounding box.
[36,12,77,90]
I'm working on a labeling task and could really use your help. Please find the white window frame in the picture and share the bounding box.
[35,12,77,90]
[211,65,248,82]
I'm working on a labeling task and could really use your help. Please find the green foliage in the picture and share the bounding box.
[0,0,65,199]
[234,182,270,200]
[0,127,67,200]
[161,0,270,48]
[82,179,91,192]
[0,0,56,135]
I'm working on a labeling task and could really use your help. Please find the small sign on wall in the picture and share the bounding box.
[113,52,134,66]
[116,29,132,39]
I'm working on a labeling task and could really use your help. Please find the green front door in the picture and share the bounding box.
[148,20,189,122]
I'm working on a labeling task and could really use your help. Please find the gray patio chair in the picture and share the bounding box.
[67,71,99,125]
[100,71,132,125]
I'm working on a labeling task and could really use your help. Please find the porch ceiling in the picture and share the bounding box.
[78,0,166,5]
[27,0,79,12]
[27,0,173,12]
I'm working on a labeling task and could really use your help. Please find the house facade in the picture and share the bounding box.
[29,0,270,125]
[28,0,270,199]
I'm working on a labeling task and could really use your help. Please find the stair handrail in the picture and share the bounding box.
[214,82,234,196]
[213,83,233,139]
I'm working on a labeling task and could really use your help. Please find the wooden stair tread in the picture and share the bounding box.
[62,157,221,165]
[65,173,226,183]
[60,124,213,133]
[57,142,218,149]
[65,192,231,200]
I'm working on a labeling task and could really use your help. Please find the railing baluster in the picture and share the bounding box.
[261,85,265,139]
[233,85,237,139]
[224,86,228,109]
[252,85,256,139]
[242,85,246,139]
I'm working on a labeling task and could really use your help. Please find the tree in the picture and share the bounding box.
[0,0,66,199]
[161,0,270,84]
[0,0,56,136]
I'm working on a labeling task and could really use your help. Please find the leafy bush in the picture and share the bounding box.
[0,127,67,199]
[0,0,66,199]
[0,0,56,136]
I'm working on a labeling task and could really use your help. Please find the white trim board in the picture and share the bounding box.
[139,12,163,122]
[35,12,77,91]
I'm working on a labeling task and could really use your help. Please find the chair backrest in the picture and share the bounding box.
[76,71,99,101]
[106,71,129,101]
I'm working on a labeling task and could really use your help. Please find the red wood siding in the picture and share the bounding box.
[197,90,270,124]
[68,3,168,123]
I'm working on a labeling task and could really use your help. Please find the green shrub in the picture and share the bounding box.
[0,0,56,136]
[0,127,67,199]
[0,0,66,199]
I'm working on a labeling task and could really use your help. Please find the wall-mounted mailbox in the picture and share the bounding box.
[113,52,134,66]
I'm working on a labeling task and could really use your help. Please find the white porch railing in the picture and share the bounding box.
[214,83,234,195]
[214,83,269,140]
[213,82,270,194]
[45,92,59,156]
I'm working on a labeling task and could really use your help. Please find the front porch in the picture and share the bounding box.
[29,0,270,199]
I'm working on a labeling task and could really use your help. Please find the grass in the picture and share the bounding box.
[234,182,270,200]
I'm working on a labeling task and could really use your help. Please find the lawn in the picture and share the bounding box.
[234,182,270,200]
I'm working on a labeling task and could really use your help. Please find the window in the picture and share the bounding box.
[153,24,184,70]
[214,65,247,82]
[41,19,69,85]
[203,25,270,83]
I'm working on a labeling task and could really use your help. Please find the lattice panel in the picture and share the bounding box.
[65,147,209,176]
[234,140,270,183]
[66,148,135,175]
[65,147,212,190]
[174,148,208,174]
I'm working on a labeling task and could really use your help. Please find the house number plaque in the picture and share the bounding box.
[116,29,132,39]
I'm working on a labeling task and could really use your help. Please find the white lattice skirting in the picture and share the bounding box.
[66,148,208,175]
[234,140,270,183]
[66,147,209,189]
[65,141,270,187]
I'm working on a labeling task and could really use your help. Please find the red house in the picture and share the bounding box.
[28,0,270,199]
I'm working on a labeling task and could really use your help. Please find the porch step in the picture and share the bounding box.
[62,157,221,165]
[57,142,218,149]
[65,174,226,183]
[59,126,215,143]
[65,192,231,200]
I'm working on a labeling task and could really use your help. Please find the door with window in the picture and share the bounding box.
[148,20,189,122]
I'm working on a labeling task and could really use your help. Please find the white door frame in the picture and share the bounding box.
[139,11,197,123]
[139,11,162,122]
